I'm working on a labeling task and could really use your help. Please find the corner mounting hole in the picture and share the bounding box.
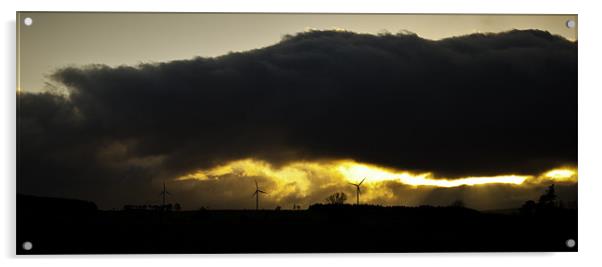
[23,17,33,26]
[22,241,33,251]
[566,20,576,29]
[566,239,576,248]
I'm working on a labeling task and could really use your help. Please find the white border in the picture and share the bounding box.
[2,1,601,267]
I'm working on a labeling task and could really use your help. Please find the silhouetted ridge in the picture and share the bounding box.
[18,194,97,215]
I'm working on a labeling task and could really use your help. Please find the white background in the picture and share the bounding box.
[1,0,601,266]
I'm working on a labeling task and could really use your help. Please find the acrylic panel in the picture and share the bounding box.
[16,12,578,254]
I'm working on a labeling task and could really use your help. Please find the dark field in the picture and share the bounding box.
[17,195,577,254]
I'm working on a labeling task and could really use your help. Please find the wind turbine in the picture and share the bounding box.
[349,178,366,205]
[252,180,267,210]
[159,181,171,209]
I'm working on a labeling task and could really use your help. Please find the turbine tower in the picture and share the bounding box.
[349,178,366,205]
[252,180,267,210]
[159,181,171,209]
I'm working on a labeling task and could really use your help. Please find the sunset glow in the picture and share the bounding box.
[335,161,530,187]
[177,159,575,188]
[541,168,578,182]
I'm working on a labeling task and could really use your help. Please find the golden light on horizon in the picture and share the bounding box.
[336,161,530,187]
[176,158,575,189]
[541,168,578,183]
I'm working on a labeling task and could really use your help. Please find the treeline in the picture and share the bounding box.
[519,184,576,216]
[122,203,182,212]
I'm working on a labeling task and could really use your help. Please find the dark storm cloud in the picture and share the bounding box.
[18,30,577,208]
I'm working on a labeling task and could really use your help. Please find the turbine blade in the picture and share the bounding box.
[252,191,257,197]
[359,178,366,185]
[255,179,258,189]
[258,190,267,194]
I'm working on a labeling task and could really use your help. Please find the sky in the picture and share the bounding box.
[18,13,576,93]
[17,13,577,210]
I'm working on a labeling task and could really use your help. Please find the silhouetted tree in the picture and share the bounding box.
[538,184,558,209]
[174,203,181,211]
[325,192,347,205]
[520,184,562,216]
